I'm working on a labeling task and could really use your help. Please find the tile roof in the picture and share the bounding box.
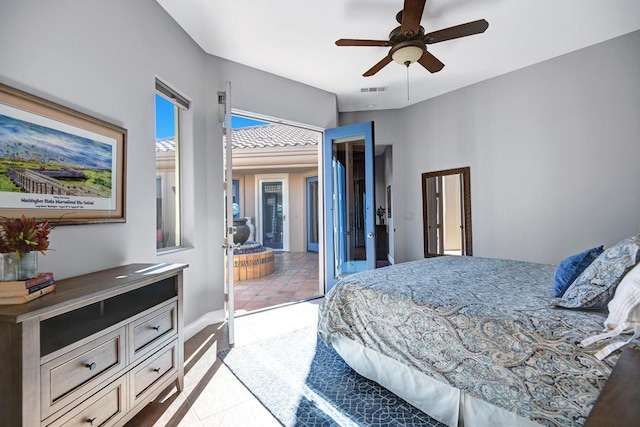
[227,123,320,149]
[156,123,320,152]
[156,138,175,152]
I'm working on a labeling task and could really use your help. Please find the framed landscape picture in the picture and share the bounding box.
[0,83,126,224]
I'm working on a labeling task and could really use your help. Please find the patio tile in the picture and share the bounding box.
[233,251,320,314]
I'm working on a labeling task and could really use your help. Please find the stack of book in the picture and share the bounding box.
[0,272,56,305]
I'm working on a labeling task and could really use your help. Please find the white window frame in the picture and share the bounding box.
[155,78,190,252]
[255,173,290,252]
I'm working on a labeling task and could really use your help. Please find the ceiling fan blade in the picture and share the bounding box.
[363,55,393,77]
[418,51,445,73]
[336,39,390,47]
[423,19,489,44]
[401,0,427,36]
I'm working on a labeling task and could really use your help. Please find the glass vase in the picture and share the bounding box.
[17,252,38,280]
[0,253,18,281]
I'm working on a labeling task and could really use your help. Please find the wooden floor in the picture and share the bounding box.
[124,299,321,426]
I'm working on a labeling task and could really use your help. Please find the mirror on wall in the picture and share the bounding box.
[421,167,472,257]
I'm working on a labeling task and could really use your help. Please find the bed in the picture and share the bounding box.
[318,255,632,427]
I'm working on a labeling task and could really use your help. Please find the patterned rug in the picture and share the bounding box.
[218,327,445,427]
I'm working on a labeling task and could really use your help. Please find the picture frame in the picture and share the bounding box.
[386,185,391,218]
[0,83,126,224]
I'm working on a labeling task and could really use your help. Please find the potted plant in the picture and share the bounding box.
[0,215,52,280]
[377,206,386,225]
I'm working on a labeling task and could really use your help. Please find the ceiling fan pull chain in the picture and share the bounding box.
[406,63,410,101]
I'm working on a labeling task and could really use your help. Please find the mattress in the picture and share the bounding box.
[318,256,619,426]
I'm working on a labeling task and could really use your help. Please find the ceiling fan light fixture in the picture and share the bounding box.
[391,44,424,66]
[337,4,488,77]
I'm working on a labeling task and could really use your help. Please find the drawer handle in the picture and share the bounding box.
[152,325,161,331]
[152,367,162,374]
[85,362,97,371]
[86,417,97,425]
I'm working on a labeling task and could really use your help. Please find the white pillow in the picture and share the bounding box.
[605,262,640,331]
[580,262,640,359]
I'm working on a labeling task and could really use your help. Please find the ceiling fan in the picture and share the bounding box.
[336,0,489,77]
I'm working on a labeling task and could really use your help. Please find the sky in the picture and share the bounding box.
[231,115,268,129]
[155,95,175,139]
[155,94,268,139]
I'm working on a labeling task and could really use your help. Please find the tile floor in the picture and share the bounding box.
[233,251,320,314]
[125,299,322,426]
[232,251,391,314]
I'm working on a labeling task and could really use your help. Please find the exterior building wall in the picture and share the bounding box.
[234,168,317,252]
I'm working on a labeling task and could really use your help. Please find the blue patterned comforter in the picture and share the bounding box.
[318,256,618,426]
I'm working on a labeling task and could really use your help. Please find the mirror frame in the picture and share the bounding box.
[421,166,473,257]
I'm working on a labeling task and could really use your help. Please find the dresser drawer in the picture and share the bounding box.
[130,341,177,406]
[41,328,126,419]
[129,302,177,362]
[44,376,127,427]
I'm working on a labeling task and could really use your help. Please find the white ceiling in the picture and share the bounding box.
[156,0,640,113]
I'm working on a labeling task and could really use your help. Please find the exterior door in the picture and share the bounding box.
[324,122,376,291]
[221,83,235,345]
[306,176,319,252]
[261,181,284,249]
[257,177,288,251]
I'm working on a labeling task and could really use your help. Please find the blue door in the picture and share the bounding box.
[324,122,376,291]
[306,176,319,252]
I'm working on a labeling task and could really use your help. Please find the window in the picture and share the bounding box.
[155,79,189,250]
[232,179,240,218]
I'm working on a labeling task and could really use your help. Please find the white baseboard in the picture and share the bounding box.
[184,309,226,342]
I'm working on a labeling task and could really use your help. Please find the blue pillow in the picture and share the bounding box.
[554,246,604,297]
[556,235,640,309]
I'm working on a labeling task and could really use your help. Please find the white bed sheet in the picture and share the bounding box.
[329,334,541,427]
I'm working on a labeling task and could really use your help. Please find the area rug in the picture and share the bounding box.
[218,327,445,427]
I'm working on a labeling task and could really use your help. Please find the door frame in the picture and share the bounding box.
[230,107,325,298]
[323,121,376,292]
[222,82,235,345]
[255,173,290,251]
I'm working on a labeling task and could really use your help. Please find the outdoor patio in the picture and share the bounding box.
[233,251,320,314]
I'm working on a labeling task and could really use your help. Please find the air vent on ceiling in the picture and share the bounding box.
[360,86,388,93]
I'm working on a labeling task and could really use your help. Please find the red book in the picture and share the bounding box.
[0,272,55,291]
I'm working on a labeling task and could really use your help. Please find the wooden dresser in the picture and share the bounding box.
[0,263,188,427]
[585,345,640,426]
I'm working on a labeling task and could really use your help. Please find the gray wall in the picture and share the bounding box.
[0,0,337,330]
[342,30,640,264]
[209,57,337,129]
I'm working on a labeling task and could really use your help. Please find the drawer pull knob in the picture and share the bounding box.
[85,362,97,371]
[153,367,162,373]
[152,325,161,331]
[86,417,97,425]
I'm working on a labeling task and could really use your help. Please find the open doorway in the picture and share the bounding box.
[375,144,394,267]
[306,176,319,252]
[228,113,323,314]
